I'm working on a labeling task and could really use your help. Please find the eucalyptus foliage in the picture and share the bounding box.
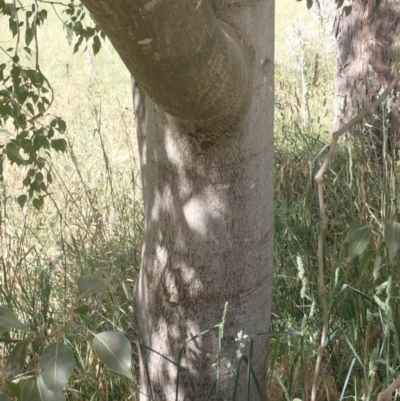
[0,275,133,401]
[0,0,104,208]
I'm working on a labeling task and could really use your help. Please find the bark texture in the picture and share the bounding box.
[82,0,250,134]
[334,0,400,150]
[81,0,274,400]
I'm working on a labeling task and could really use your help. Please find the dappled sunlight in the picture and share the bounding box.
[132,38,274,392]
[183,192,225,238]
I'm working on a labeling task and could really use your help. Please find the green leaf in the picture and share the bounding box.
[21,378,40,401]
[5,381,21,399]
[0,324,8,334]
[306,0,313,9]
[6,143,28,165]
[0,394,12,401]
[21,377,65,401]
[344,5,352,16]
[93,332,133,379]
[360,250,375,273]
[38,343,74,393]
[25,26,34,46]
[57,118,66,133]
[36,157,45,169]
[32,196,44,210]
[26,102,34,114]
[37,9,47,24]
[384,221,400,258]
[0,104,13,118]
[346,220,363,242]
[17,194,28,208]
[73,21,83,34]
[73,35,83,54]
[92,35,101,55]
[16,84,29,104]
[77,275,110,297]
[73,305,90,316]
[21,139,32,152]
[0,307,28,330]
[35,172,44,184]
[347,220,371,257]
[3,340,28,375]
[50,139,67,153]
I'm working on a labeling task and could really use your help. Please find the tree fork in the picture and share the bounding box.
[81,0,251,134]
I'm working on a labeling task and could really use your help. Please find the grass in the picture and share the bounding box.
[1,1,400,401]
[0,3,142,400]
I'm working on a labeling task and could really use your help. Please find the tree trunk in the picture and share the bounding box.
[80,1,274,400]
[333,0,400,153]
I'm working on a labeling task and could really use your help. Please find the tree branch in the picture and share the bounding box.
[377,375,400,401]
[315,73,400,183]
[80,0,250,133]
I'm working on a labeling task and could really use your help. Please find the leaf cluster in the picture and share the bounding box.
[0,0,105,209]
[0,275,133,401]
[346,220,400,260]
[63,2,105,55]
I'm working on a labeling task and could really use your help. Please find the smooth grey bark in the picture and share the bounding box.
[81,0,274,400]
[334,0,400,149]
[83,0,250,135]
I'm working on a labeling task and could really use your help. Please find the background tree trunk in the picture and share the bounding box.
[333,0,400,155]
[81,1,274,399]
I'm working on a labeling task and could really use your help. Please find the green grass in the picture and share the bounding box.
[0,4,142,400]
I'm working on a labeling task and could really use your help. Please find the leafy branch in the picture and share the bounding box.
[0,0,105,208]
[0,275,133,401]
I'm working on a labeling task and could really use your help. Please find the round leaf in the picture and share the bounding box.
[38,343,74,393]
[0,307,28,331]
[347,221,371,257]
[50,139,67,153]
[77,275,110,298]
[3,340,28,375]
[93,331,133,379]
[17,194,28,209]
[384,221,400,258]
[6,143,28,165]
[22,377,65,401]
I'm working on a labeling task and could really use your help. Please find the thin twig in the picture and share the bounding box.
[311,73,400,401]
[37,0,70,5]
[310,181,329,401]
[315,73,400,183]
[377,375,400,401]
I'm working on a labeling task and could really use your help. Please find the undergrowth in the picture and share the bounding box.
[1,2,400,401]
[271,11,400,400]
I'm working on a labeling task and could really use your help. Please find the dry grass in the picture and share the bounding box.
[0,4,142,399]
